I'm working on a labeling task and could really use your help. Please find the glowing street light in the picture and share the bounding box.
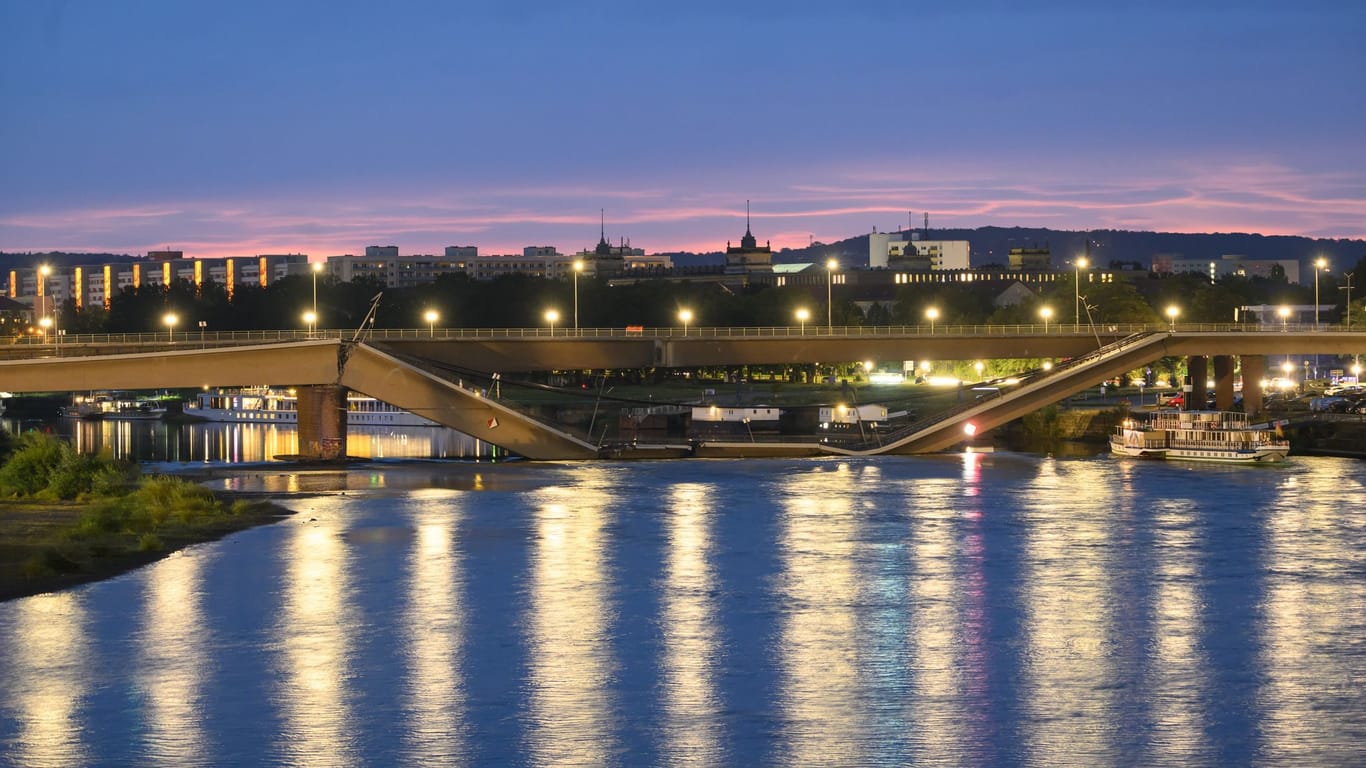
[795,307,810,335]
[1277,305,1291,331]
[310,261,323,319]
[678,308,693,336]
[424,309,439,337]
[975,361,985,380]
[38,316,52,342]
[573,259,585,331]
[826,258,838,331]
[1313,256,1328,329]
[544,308,560,336]
[163,312,178,343]
[1166,305,1180,332]
[302,310,317,336]
[1039,306,1053,333]
[1074,256,1088,327]
[925,306,940,333]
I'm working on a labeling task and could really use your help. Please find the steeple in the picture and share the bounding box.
[595,208,612,256]
[740,199,757,250]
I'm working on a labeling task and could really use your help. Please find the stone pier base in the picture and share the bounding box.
[296,385,348,461]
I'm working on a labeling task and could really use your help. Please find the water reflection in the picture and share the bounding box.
[403,492,467,764]
[525,470,617,766]
[904,470,974,766]
[23,417,492,463]
[1,592,90,767]
[138,553,209,765]
[1258,461,1366,764]
[1147,499,1208,764]
[660,483,723,766]
[275,510,358,766]
[776,463,866,765]
[1020,459,1120,765]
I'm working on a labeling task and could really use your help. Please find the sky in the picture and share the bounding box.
[2,0,1364,260]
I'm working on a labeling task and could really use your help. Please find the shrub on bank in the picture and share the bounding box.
[0,431,137,500]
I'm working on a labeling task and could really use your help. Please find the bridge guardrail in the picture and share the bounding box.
[5,321,1356,352]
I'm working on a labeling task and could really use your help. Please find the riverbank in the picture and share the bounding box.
[0,492,294,603]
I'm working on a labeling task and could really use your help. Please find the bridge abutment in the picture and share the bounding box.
[296,385,348,461]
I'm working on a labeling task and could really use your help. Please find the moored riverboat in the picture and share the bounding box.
[1110,410,1289,463]
[186,387,437,427]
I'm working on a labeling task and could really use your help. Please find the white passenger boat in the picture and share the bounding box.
[186,387,438,427]
[63,393,168,420]
[1110,410,1289,463]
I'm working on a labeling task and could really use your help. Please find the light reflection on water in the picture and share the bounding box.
[138,552,208,765]
[2,593,90,768]
[402,491,467,764]
[660,483,723,767]
[274,507,359,766]
[1019,458,1121,766]
[3,417,493,463]
[0,455,1363,767]
[775,463,867,765]
[524,471,618,766]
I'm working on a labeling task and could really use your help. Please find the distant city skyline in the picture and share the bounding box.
[3,1,1363,259]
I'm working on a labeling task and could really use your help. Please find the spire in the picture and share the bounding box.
[740,200,757,250]
[595,208,612,256]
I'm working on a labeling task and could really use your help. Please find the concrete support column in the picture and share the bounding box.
[1213,355,1236,411]
[1188,356,1208,410]
[296,384,348,460]
[1242,357,1266,418]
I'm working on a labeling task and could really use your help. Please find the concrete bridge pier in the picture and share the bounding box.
[1213,355,1236,411]
[1188,355,1208,409]
[296,384,349,460]
[1242,357,1266,417]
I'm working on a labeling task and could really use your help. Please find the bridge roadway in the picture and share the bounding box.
[1,324,1362,459]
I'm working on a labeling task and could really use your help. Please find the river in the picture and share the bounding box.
[0,428,1364,766]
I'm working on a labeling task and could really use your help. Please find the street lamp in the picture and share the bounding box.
[826,258,838,331]
[1313,257,1328,329]
[573,260,584,331]
[163,312,178,343]
[310,261,323,319]
[795,307,810,335]
[302,310,317,336]
[925,306,939,333]
[544,308,559,336]
[1341,272,1355,332]
[1277,305,1291,331]
[38,316,52,343]
[1074,256,1088,328]
[37,265,55,345]
[975,361,984,380]
[678,308,693,336]
[1039,306,1053,333]
[1165,305,1180,332]
[424,309,439,337]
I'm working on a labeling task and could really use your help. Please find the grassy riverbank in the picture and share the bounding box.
[0,431,293,602]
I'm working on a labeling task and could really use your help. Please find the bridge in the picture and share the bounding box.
[2,324,1362,460]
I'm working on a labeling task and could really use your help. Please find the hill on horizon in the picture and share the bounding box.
[664,227,1366,272]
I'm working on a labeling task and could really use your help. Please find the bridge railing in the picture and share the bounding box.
[7,321,1352,351]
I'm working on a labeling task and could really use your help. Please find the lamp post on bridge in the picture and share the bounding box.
[424,309,439,337]
[826,258,838,332]
[678,308,693,336]
[795,307,810,336]
[1039,306,1053,333]
[163,312,178,343]
[1166,305,1180,332]
[572,259,584,331]
[303,310,317,337]
[310,261,323,321]
[544,309,559,337]
[925,306,939,334]
[1314,257,1329,329]
[1074,256,1088,330]
[1341,272,1355,332]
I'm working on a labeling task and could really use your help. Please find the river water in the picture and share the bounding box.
[1,436,1364,765]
